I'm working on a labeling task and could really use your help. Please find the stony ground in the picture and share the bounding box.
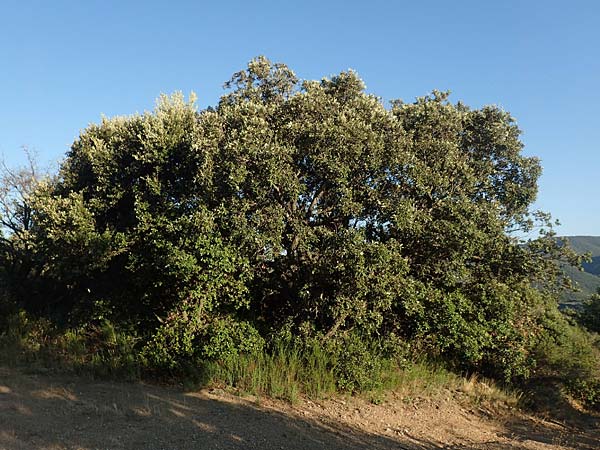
[0,366,598,450]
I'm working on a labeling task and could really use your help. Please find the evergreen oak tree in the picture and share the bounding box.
[0,57,580,379]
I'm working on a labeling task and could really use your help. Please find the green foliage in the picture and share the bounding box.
[533,309,600,409]
[0,56,588,399]
[567,378,600,409]
[200,331,410,401]
[201,333,337,402]
[331,333,387,393]
[142,303,264,372]
[536,313,598,378]
[578,290,600,333]
[0,311,140,379]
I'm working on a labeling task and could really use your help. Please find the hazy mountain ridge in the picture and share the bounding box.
[560,236,600,306]
[583,256,600,277]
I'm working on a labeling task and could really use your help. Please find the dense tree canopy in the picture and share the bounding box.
[0,57,580,380]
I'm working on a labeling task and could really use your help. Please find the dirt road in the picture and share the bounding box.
[0,367,598,449]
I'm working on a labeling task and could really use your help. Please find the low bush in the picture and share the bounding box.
[0,311,140,379]
[533,310,600,410]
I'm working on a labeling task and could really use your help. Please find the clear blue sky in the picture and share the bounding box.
[1,0,598,236]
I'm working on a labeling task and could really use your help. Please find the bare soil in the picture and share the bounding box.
[0,366,598,450]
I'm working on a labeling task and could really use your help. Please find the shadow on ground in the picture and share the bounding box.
[494,377,600,450]
[0,367,422,450]
[0,367,598,450]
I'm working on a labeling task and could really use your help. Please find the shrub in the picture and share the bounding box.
[534,310,600,410]
[141,301,264,372]
[579,290,600,333]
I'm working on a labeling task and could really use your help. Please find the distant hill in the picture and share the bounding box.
[559,236,600,307]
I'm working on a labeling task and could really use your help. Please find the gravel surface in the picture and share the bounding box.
[0,367,598,450]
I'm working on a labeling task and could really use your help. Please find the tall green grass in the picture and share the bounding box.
[198,339,518,406]
[200,338,338,403]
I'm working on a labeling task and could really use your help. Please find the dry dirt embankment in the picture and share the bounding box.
[0,367,598,450]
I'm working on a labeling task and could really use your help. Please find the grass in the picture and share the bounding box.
[0,313,140,380]
[0,312,522,410]
[199,339,339,403]
[199,345,520,409]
